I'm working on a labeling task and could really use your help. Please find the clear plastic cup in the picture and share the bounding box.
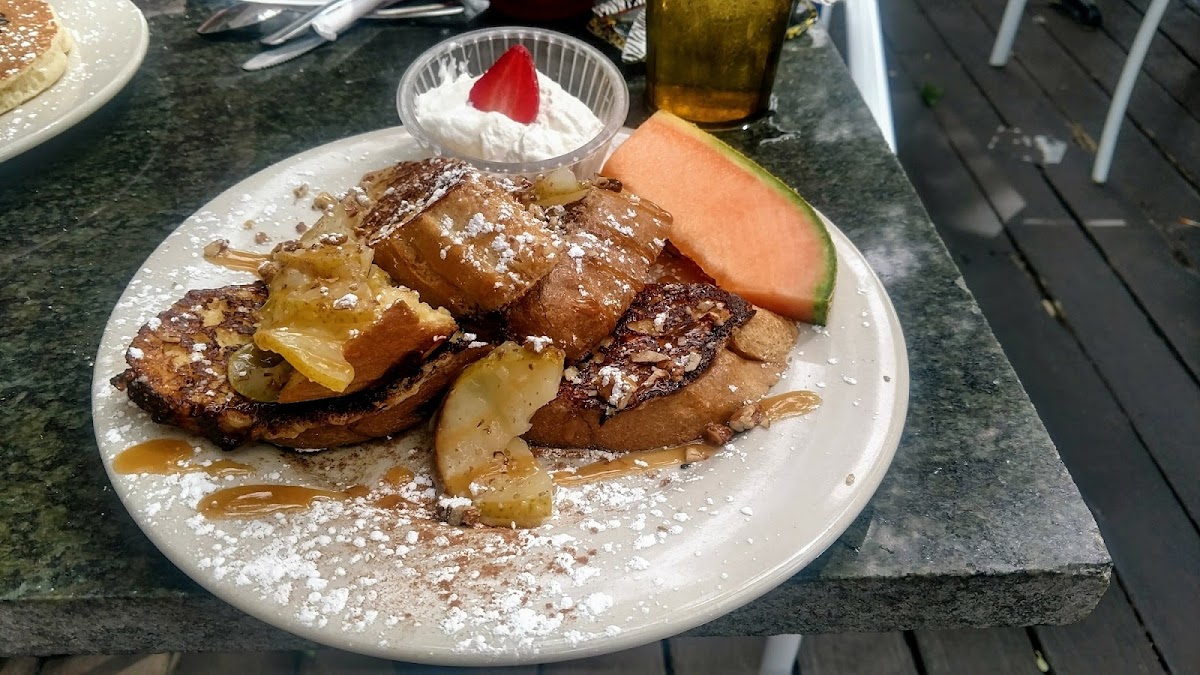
[396,27,629,178]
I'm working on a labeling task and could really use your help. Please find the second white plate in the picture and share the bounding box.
[0,0,149,163]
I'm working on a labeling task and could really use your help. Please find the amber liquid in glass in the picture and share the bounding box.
[646,0,793,127]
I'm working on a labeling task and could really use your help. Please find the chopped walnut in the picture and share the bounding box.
[626,319,659,335]
[632,350,671,364]
[703,423,734,445]
[437,502,480,527]
[203,239,229,258]
[254,231,270,245]
[312,192,337,210]
[728,403,768,432]
[293,183,309,199]
[295,222,308,234]
[242,219,255,230]
[642,367,669,387]
[682,352,702,372]
[597,367,638,410]
[594,176,623,192]
[257,260,280,282]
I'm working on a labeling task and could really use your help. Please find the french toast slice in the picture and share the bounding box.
[204,206,458,403]
[111,283,491,450]
[356,159,563,315]
[274,288,456,403]
[255,216,457,403]
[526,283,795,451]
[503,180,672,362]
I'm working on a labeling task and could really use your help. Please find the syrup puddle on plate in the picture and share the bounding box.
[197,465,416,518]
[552,442,719,486]
[759,390,822,422]
[113,438,254,477]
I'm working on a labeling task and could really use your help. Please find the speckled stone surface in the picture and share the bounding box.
[0,0,1108,654]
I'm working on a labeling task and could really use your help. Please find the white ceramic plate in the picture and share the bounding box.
[92,127,908,666]
[0,0,149,163]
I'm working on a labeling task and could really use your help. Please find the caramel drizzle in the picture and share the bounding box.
[552,442,719,487]
[759,390,822,423]
[113,439,254,477]
[198,465,416,519]
[202,242,271,274]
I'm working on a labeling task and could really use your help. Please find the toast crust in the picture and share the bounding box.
[527,349,784,451]
[525,283,800,450]
[549,283,753,416]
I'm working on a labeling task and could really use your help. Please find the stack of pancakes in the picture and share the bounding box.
[0,0,72,114]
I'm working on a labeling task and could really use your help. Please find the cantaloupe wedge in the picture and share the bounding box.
[603,111,836,324]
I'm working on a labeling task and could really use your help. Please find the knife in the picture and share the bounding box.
[198,4,286,34]
[244,0,413,70]
[243,32,328,70]
[311,0,390,39]
[201,2,460,35]
[259,0,344,45]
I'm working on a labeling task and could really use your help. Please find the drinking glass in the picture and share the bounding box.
[646,0,795,128]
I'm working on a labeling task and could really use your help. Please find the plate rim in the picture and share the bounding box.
[92,125,909,665]
[0,0,150,163]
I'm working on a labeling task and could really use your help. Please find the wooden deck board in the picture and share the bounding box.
[797,633,919,675]
[897,0,1200,523]
[951,0,1200,520]
[1098,0,1200,118]
[666,637,766,674]
[37,655,177,675]
[1043,0,1200,270]
[0,658,42,675]
[1034,578,1166,675]
[1033,1,1200,186]
[298,649,397,674]
[171,651,298,675]
[913,629,1040,675]
[917,0,1200,391]
[538,643,666,674]
[882,3,1200,672]
[971,0,1200,271]
[1123,0,1200,66]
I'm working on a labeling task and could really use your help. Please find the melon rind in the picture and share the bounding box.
[614,112,837,325]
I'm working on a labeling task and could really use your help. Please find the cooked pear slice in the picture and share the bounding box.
[435,341,564,528]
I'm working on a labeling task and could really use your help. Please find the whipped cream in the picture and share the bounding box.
[415,72,604,164]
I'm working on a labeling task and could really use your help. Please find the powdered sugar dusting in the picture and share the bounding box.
[91,129,905,662]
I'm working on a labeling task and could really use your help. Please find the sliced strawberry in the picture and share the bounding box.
[468,44,540,124]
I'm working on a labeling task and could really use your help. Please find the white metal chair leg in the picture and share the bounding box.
[989,0,1029,66]
[843,0,896,152]
[759,634,803,675]
[1091,0,1169,183]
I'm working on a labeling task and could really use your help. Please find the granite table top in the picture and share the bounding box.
[0,0,1109,655]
